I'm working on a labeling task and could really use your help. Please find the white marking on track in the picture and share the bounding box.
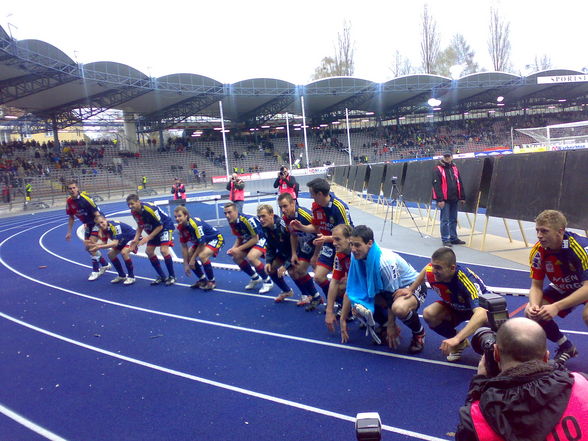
[0,311,448,441]
[0,402,68,441]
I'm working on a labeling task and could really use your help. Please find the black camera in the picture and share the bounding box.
[391,176,398,185]
[471,293,509,377]
[355,412,381,441]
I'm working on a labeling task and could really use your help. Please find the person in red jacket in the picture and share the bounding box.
[226,173,245,213]
[273,166,298,199]
[171,178,186,201]
[432,151,466,247]
[456,317,588,441]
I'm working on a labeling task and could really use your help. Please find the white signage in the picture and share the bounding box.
[537,74,588,84]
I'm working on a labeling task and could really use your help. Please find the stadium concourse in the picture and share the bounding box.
[0,183,586,441]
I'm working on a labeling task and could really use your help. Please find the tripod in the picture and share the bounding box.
[380,178,425,242]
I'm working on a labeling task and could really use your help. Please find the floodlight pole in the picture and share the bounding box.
[301,96,310,168]
[285,112,293,169]
[345,108,352,165]
[219,100,230,178]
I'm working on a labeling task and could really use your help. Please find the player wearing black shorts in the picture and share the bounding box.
[90,215,137,285]
[400,247,489,361]
[174,205,224,290]
[65,180,110,280]
[224,202,273,293]
[127,194,176,286]
[289,178,353,311]
[257,204,295,302]
[278,193,320,308]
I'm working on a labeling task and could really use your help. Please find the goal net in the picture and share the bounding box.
[515,120,588,151]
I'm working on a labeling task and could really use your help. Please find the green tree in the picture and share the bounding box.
[436,34,479,77]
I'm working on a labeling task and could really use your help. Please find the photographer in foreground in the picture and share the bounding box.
[273,166,298,199]
[456,317,588,441]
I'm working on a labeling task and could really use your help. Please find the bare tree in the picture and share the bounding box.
[335,20,354,76]
[532,54,552,71]
[311,20,355,80]
[488,6,512,72]
[420,4,440,74]
[390,50,414,78]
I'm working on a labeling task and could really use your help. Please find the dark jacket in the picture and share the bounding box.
[456,361,585,441]
[432,160,465,202]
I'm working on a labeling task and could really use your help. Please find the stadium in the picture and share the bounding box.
[1,14,587,441]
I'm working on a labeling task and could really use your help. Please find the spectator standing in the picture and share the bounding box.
[141,176,147,189]
[226,173,245,213]
[171,178,186,201]
[432,151,466,247]
[25,181,32,202]
[273,166,298,199]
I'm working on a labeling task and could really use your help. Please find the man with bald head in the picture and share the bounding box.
[456,318,588,441]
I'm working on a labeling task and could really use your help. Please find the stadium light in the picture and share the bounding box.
[558,99,567,102]
[261,125,270,129]
[319,124,328,127]
[332,121,341,125]
[449,64,465,79]
[427,98,442,107]
[4,115,18,119]
[365,111,375,115]
[426,114,434,118]
[433,107,441,111]
[496,96,504,102]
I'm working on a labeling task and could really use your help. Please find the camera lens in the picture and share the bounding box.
[471,327,496,355]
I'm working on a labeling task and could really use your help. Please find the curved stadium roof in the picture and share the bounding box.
[1,24,587,133]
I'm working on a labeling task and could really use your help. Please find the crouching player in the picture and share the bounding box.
[174,206,224,290]
[398,247,488,361]
[90,215,137,285]
[324,225,353,337]
[278,193,320,308]
[257,204,295,302]
[346,226,427,353]
[127,194,176,286]
[224,202,273,293]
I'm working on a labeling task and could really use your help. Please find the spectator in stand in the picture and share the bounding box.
[142,176,147,189]
[273,165,298,199]
[171,178,186,202]
[226,173,245,213]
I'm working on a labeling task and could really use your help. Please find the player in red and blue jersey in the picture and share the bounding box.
[174,205,224,291]
[278,193,320,308]
[289,178,353,311]
[400,247,489,362]
[90,215,137,285]
[525,210,588,363]
[223,201,273,293]
[65,180,111,281]
[126,194,176,286]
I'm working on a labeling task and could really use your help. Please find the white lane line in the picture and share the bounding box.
[0,216,65,234]
[0,224,477,369]
[0,311,448,441]
[0,402,68,441]
[0,239,478,370]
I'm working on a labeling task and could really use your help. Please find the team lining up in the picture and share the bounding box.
[64,178,585,363]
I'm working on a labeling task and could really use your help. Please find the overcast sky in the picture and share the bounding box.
[2,0,587,84]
